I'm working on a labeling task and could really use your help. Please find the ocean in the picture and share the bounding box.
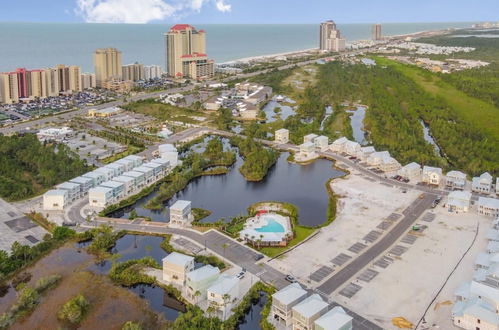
[0,22,473,72]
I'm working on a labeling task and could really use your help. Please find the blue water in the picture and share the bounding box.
[0,22,474,72]
[255,218,285,233]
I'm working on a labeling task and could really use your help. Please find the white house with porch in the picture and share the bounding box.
[162,252,195,286]
[292,294,329,330]
[303,133,318,144]
[344,140,361,157]
[272,283,308,327]
[207,274,240,321]
[330,137,348,153]
[169,200,194,227]
[472,172,494,194]
[314,306,353,330]
[422,166,443,186]
[446,191,472,213]
[398,162,421,181]
[446,171,467,190]
[477,197,499,218]
[313,135,329,151]
[275,128,289,144]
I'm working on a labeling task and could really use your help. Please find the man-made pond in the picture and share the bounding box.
[346,106,368,145]
[111,152,344,227]
[262,97,296,123]
[420,120,442,156]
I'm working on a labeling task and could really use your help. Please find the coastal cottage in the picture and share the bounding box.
[169,200,194,227]
[292,294,329,330]
[275,128,290,144]
[446,171,467,190]
[446,191,472,213]
[367,151,391,167]
[313,135,329,151]
[330,137,348,153]
[477,197,499,218]
[272,283,308,327]
[303,133,318,144]
[298,142,317,159]
[472,172,494,194]
[207,274,240,320]
[162,252,195,286]
[359,146,376,162]
[422,166,443,186]
[398,162,422,182]
[185,265,220,303]
[379,156,401,173]
[314,306,353,330]
[344,140,361,157]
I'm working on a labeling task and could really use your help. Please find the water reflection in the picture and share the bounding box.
[346,106,368,145]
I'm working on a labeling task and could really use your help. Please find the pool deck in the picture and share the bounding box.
[239,213,292,243]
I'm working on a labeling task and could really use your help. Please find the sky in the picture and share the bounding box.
[0,0,498,24]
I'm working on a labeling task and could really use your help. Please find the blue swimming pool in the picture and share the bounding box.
[255,218,285,233]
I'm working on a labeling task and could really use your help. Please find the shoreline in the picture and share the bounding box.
[219,27,455,65]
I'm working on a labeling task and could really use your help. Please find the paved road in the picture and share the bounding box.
[86,219,381,330]
[317,193,437,295]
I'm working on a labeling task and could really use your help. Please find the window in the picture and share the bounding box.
[477,319,481,324]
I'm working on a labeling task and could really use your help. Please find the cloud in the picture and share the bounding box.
[215,0,231,12]
[76,0,231,23]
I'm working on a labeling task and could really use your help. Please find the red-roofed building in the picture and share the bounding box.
[165,24,214,80]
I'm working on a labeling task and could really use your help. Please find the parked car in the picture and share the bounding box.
[285,275,297,283]
[254,254,264,261]
[236,271,245,279]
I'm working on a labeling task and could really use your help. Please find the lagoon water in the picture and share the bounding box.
[112,152,344,227]
[0,22,473,72]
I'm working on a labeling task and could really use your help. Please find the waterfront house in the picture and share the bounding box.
[70,176,95,195]
[88,186,114,207]
[452,298,499,330]
[207,274,240,320]
[344,140,361,157]
[367,151,391,167]
[115,158,137,172]
[169,200,194,227]
[313,135,329,151]
[330,137,348,153]
[472,172,494,194]
[122,171,146,189]
[94,167,116,182]
[298,142,317,159]
[303,133,318,144]
[133,165,155,184]
[142,161,167,180]
[103,163,125,177]
[422,166,443,186]
[446,171,467,190]
[158,144,179,167]
[112,175,136,195]
[446,191,472,213]
[100,180,125,200]
[477,197,499,218]
[151,158,171,172]
[275,128,290,144]
[162,252,195,286]
[292,294,329,330]
[43,189,69,211]
[379,156,401,173]
[56,181,81,202]
[359,146,376,162]
[121,155,144,168]
[185,265,220,303]
[272,283,308,327]
[314,306,353,330]
[83,170,107,186]
[398,162,422,182]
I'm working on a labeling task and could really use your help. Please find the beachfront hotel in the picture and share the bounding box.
[372,23,382,40]
[164,24,215,79]
[319,20,346,52]
[94,47,122,88]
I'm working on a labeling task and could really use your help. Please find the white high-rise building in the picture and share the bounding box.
[144,65,163,80]
[319,20,346,52]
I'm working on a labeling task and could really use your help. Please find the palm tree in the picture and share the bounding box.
[194,290,201,303]
[259,234,264,247]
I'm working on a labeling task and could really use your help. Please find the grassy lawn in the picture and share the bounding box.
[123,100,205,124]
[376,57,499,141]
[259,225,316,258]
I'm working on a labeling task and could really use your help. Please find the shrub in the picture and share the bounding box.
[57,294,90,325]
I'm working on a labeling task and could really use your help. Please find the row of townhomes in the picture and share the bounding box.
[272,282,353,330]
[275,130,499,218]
[42,144,179,211]
[452,215,499,329]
